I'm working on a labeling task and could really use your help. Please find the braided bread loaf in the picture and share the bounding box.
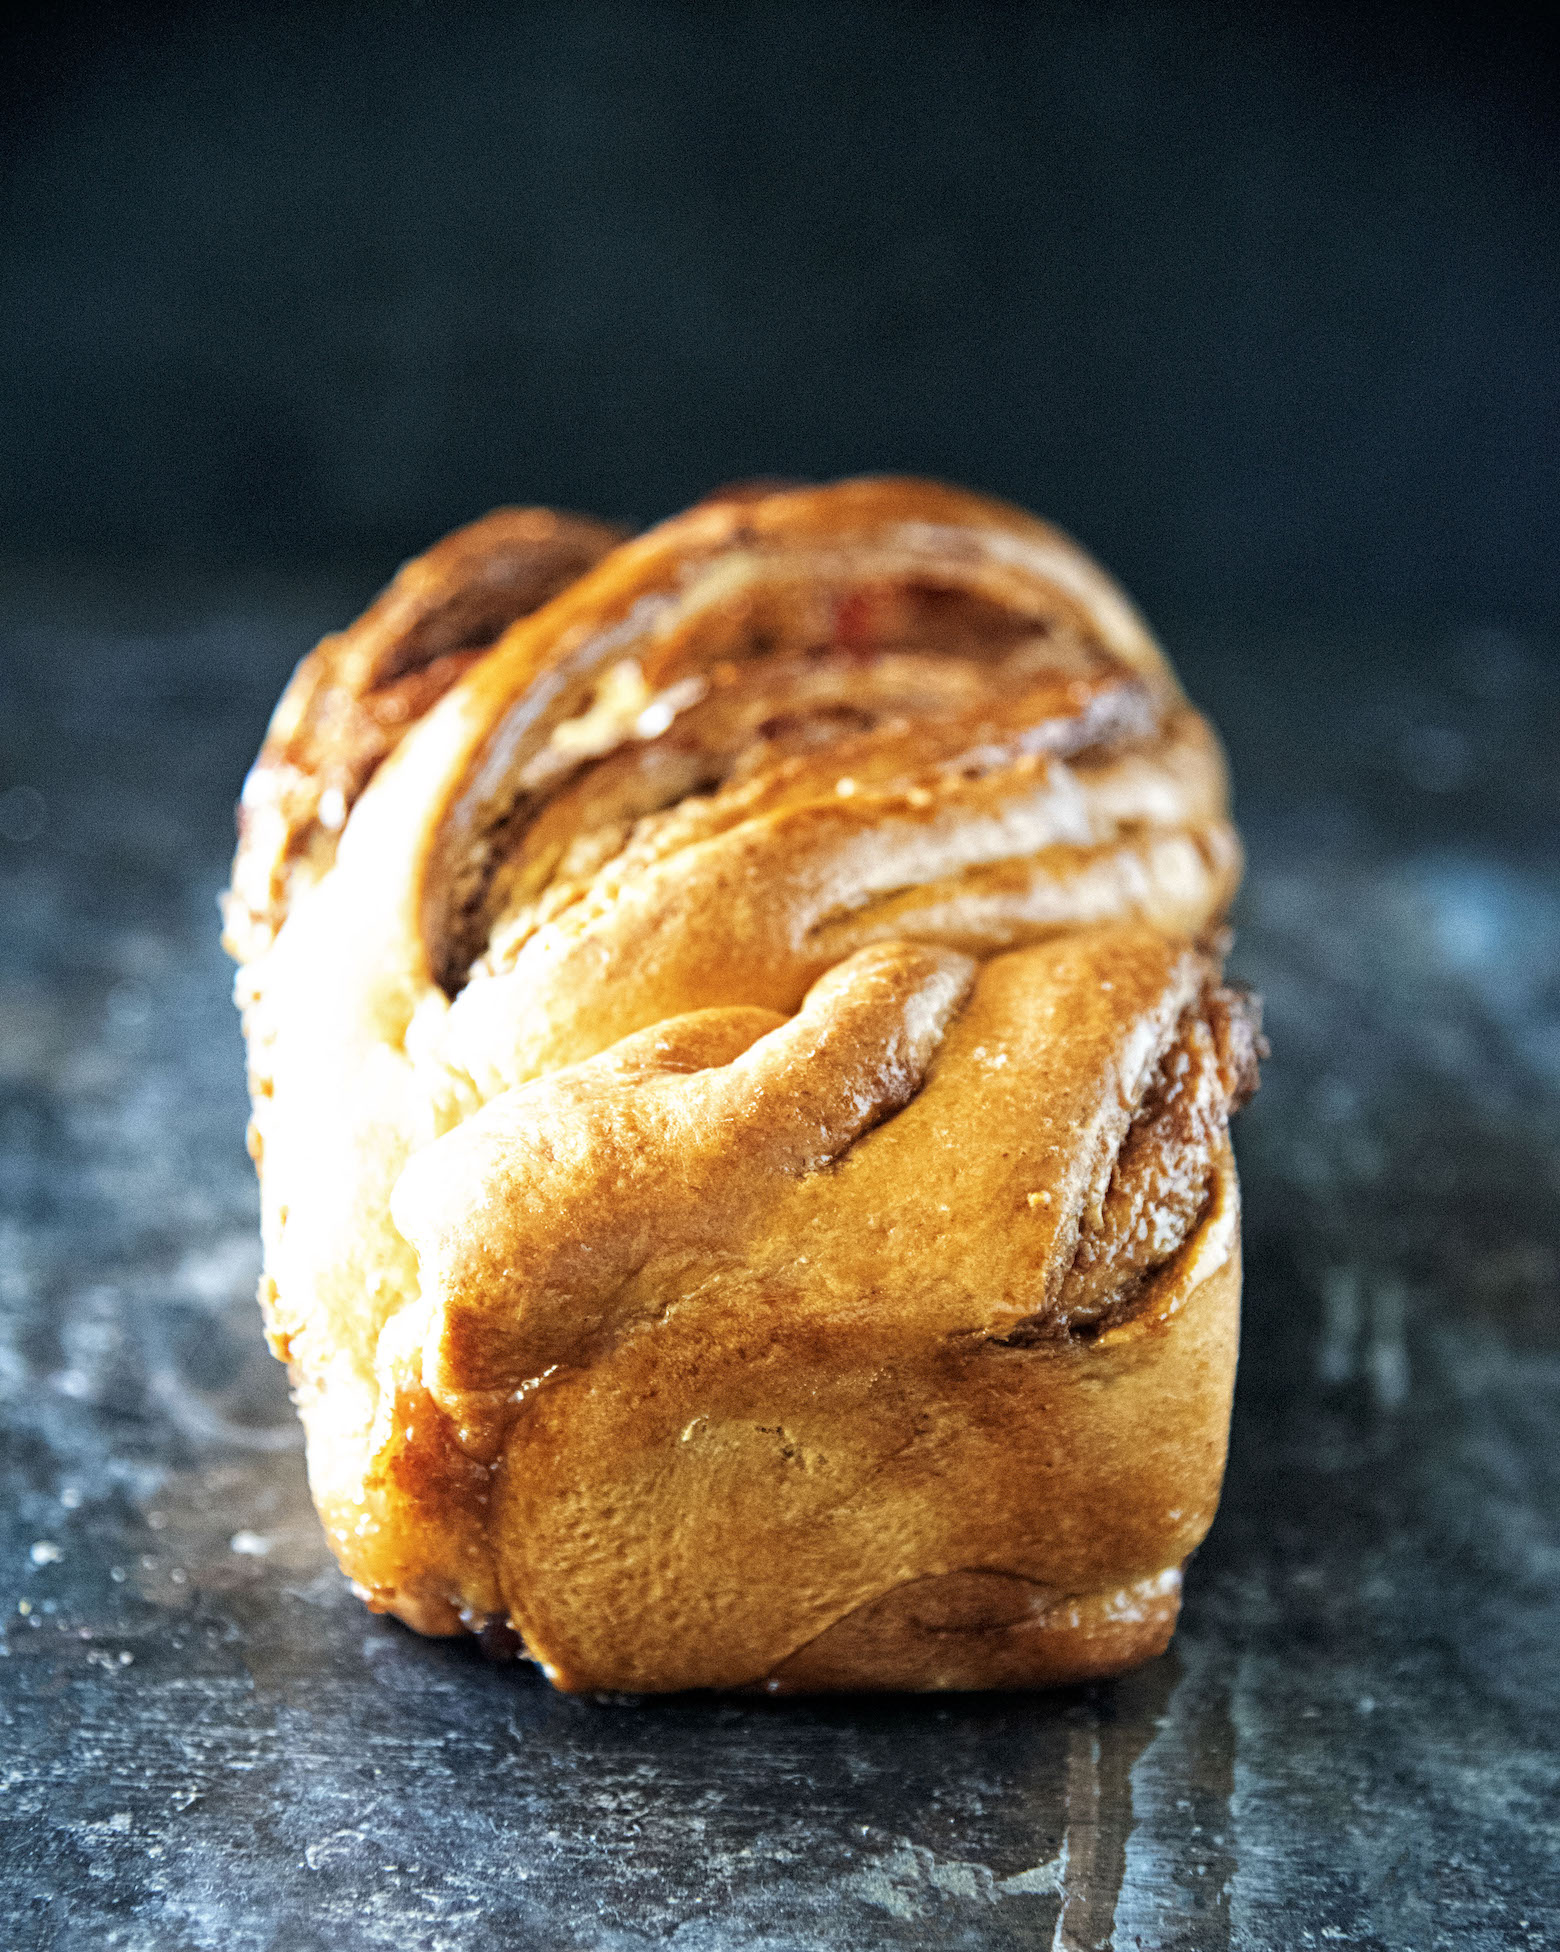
[226,478,1259,1692]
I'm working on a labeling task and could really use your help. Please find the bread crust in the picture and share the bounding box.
[226,476,1256,1691]
[223,506,626,964]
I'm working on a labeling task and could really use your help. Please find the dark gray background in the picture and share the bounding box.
[3,0,1559,617]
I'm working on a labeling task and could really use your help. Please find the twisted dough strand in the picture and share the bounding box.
[229,477,1257,1686]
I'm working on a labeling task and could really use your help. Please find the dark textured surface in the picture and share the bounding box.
[2,570,1559,1949]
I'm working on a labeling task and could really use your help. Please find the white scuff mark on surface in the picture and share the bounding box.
[174,1233,262,1308]
[1317,1266,1412,1409]
[852,1837,1062,1920]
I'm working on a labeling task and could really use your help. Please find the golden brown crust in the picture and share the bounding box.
[223,507,626,963]
[762,1568,1187,1695]
[226,475,1257,1690]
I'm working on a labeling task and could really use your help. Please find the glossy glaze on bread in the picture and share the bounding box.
[225,477,1259,1692]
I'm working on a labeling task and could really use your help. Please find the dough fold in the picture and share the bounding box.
[227,476,1260,1688]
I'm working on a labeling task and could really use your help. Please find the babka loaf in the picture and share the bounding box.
[225,477,1260,1692]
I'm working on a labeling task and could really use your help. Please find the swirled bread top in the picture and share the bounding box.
[232,477,1254,1484]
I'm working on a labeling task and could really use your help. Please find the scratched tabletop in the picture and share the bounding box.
[2,567,1557,1952]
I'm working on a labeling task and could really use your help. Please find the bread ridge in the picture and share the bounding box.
[227,475,1256,1692]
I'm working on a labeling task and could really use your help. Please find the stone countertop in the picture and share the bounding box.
[1,570,1556,1952]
